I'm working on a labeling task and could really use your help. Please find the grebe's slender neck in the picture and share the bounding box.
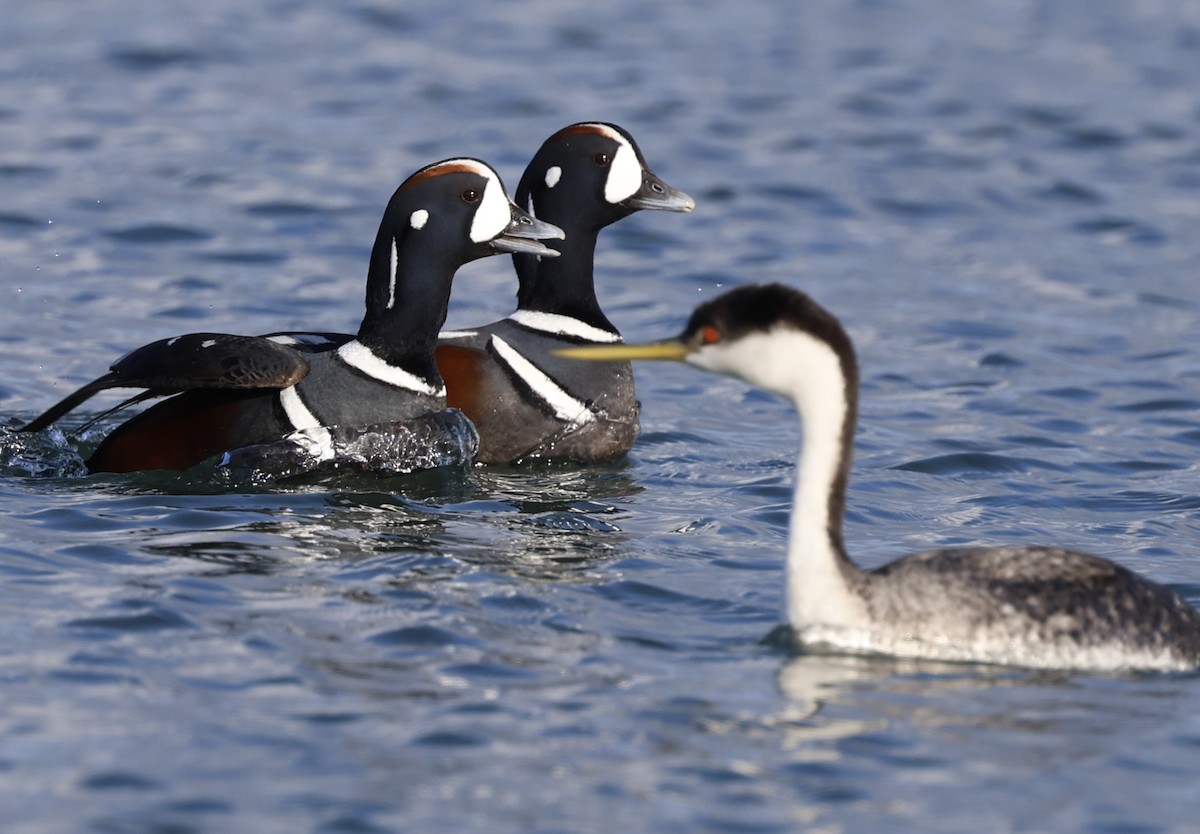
[702,327,866,628]
[781,330,866,628]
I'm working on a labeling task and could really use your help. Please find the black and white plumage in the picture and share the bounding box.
[17,333,311,436]
[19,158,563,474]
[558,283,1200,672]
[437,122,694,464]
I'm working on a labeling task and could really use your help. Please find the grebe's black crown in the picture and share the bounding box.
[682,283,854,361]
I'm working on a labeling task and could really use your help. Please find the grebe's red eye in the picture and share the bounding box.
[701,326,721,345]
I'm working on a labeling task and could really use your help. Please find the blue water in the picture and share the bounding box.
[4,2,1200,831]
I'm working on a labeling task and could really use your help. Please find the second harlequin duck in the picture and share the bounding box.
[18,158,564,474]
[436,122,694,463]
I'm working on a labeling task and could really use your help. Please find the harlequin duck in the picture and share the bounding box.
[436,122,694,463]
[18,158,564,474]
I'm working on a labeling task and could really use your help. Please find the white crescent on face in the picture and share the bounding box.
[578,123,642,204]
[464,161,511,244]
[408,158,513,245]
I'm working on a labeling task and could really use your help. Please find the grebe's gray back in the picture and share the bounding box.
[558,283,1200,672]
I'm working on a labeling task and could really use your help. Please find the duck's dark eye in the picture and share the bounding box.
[461,188,481,204]
[592,152,610,166]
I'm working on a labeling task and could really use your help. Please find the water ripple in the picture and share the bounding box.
[104,224,215,244]
[892,452,1056,476]
[4,2,1200,832]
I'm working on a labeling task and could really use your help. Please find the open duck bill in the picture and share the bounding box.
[489,207,565,257]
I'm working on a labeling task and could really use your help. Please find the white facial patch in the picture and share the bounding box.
[576,125,641,204]
[387,236,399,309]
[414,158,512,244]
[605,138,642,204]
[544,166,562,189]
[691,328,843,412]
[409,209,428,230]
[467,163,510,244]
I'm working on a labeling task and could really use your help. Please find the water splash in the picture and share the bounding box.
[217,409,480,485]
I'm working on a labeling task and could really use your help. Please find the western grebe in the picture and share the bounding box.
[558,283,1200,672]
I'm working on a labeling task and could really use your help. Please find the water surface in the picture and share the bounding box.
[3,2,1200,832]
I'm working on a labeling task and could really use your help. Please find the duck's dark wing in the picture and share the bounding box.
[18,333,310,433]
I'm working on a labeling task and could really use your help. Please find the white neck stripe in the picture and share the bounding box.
[490,336,595,425]
[507,310,621,343]
[386,236,399,309]
[336,340,445,396]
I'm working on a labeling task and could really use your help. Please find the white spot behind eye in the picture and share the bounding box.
[605,138,641,203]
[470,167,511,243]
[386,236,399,309]
[544,166,562,189]
[409,209,428,230]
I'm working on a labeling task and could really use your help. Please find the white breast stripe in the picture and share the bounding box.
[279,387,335,461]
[337,340,445,396]
[490,336,594,425]
[280,385,320,430]
[438,329,478,339]
[507,310,622,343]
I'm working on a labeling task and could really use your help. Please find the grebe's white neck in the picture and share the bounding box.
[690,327,866,629]
[556,283,1200,671]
